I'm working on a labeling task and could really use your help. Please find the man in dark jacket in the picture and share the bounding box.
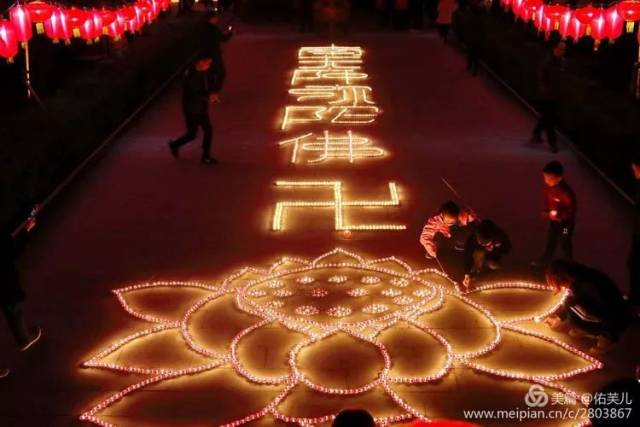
[463,219,511,288]
[531,40,567,154]
[1,216,42,379]
[203,12,232,93]
[544,260,628,354]
[629,154,640,311]
[532,161,576,267]
[169,54,221,164]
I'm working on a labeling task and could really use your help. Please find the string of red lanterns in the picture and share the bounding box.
[0,0,171,61]
[502,0,640,49]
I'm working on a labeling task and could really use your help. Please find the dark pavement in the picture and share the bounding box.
[0,27,637,427]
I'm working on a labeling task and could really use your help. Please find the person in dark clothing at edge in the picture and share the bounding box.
[203,11,232,94]
[532,161,576,267]
[465,0,486,76]
[629,154,640,314]
[1,214,42,379]
[531,40,567,153]
[463,220,511,288]
[543,260,629,354]
[168,53,222,165]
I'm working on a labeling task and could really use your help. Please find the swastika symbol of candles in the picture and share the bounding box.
[273,45,406,232]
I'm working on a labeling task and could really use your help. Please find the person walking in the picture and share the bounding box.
[532,161,576,267]
[168,54,221,164]
[203,11,233,93]
[1,213,42,379]
[531,40,567,153]
[436,0,455,41]
[629,154,640,313]
[465,0,485,76]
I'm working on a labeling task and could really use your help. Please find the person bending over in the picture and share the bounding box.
[543,260,628,354]
[463,220,511,288]
[419,201,477,259]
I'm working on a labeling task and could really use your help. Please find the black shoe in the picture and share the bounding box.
[168,141,179,158]
[201,157,218,165]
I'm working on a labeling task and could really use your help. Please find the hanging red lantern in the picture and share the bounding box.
[91,10,104,36]
[106,19,124,40]
[605,6,624,41]
[0,19,19,61]
[618,1,640,21]
[575,5,598,25]
[534,4,546,29]
[44,8,71,43]
[544,4,569,28]
[101,10,117,27]
[68,8,89,38]
[25,1,54,23]
[558,10,573,39]
[10,4,33,43]
[568,16,585,41]
[512,0,525,18]
[590,9,606,47]
[522,0,543,23]
[79,13,101,43]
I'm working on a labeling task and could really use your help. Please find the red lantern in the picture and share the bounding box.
[10,4,33,43]
[568,16,585,41]
[520,0,543,22]
[544,4,569,27]
[618,1,640,22]
[534,4,546,29]
[44,8,71,43]
[101,10,117,27]
[91,10,104,35]
[558,10,573,39]
[79,13,101,43]
[68,8,89,28]
[590,9,606,47]
[106,19,124,40]
[0,20,19,60]
[575,5,598,25]
[25,1,54,23]
[605,6,624,41]
[512,0,525,18]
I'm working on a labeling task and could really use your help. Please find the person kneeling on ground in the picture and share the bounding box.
[419,201,477,259]
[543,260,629,355]
[463,220,511,288]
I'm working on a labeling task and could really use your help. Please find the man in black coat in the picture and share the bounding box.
[169,54,222,164]
[203,12,232,93]
[630,153,640,313]
[1,216,42,379]
[463,219,511,288]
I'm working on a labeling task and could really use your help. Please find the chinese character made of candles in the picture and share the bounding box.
[272,180,406,231]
